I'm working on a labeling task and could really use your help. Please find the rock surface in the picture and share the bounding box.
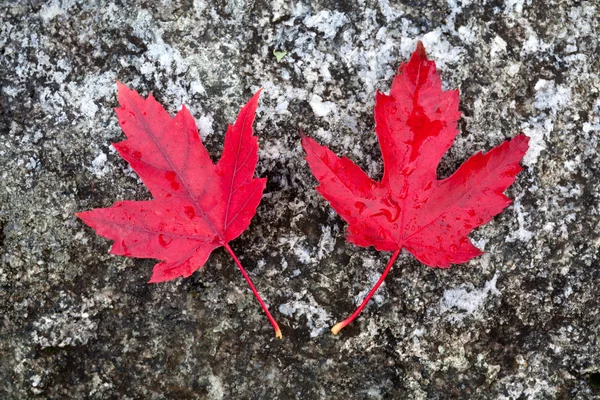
[1,0,599,398]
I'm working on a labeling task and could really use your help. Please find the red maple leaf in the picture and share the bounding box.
[301,42,529,335]
[77,83,281,338]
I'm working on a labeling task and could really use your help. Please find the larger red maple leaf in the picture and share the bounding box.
[301,42,529,334]
[77,83,281,338]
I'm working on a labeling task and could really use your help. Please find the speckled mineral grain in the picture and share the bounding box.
[1,0,599,399]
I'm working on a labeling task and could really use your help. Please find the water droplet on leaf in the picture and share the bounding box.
[184,206,195,220]
[158,234,173,248]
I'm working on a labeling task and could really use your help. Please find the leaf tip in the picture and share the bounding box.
[147,275,162,284]
[415,40,427,59]
[115,80,127,92]
[515,133,531,148]
[148,263,170,284]
[251,88,263,103]
[506,133,530,161]
[298,126,307,139]
[75,210,90,224]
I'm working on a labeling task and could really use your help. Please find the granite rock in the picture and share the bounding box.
[1,0,599,398]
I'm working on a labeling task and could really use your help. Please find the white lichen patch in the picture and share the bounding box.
[522,118,554,166]
[316,225,337,260]
[207,374,225,400]
[38,0,76,22]
[197,114,214,139]
[505,197,533,243]
[303,10,348,39]
[89,151,110,178]
[439,273,500,323]
[400,29,465,71]
[523,79,572,166]
[279,290,332,337]
[309,94,337,118]
[533,79,572,114]
[490,35,508,57]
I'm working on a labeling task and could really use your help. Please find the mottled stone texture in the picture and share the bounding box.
[1,0,599,398]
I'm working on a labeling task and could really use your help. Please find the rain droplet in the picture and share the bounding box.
[398,182,409,199]
[184,206,195,220]
[354,201,367,214]
[121,240,131,256]
[381,195,401,222]
[402,165,416,177]
[373,209,394,222]
[133,151,142,159]
[165,171,177,181]
[158,234,173,248]
[450,244,458,253]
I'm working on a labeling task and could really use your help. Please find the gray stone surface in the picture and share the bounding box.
[1,0,599,398]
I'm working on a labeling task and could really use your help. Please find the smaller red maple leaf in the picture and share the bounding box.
[77,83,281,338]
[301,42,529,335]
